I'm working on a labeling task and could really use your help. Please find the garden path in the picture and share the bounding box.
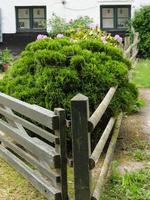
[116,88,150,174]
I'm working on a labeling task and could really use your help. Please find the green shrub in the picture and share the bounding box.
[0,37,137,113]
[0,38,138,142]
[132,6,150,58]
[34,50,66,66]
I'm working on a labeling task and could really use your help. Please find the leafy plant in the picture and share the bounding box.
[48,15,93,38]
[48,15,122,47]
[0,49,13,64]
[132,6,150,58]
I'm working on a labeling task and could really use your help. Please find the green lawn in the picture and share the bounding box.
[0,158,46,200]
[132,59,150,88]
[101,168,150,200]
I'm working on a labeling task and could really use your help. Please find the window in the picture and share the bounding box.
[16,7,46,31]
[100,5,131,30]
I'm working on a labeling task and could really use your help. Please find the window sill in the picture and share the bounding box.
[16,29,47,33]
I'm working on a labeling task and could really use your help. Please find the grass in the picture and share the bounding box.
[0,158,46,200]
[132,59,150,87]
[101,167,150,200]
[0,157,75,200]
[101,137,150,200]
[126,139,150,161]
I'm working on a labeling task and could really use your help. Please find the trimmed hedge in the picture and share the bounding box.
[0,38,137,123]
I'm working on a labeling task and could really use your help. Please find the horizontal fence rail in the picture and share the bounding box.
[90,117,116,169]
[0,93,68,200]
[88,86,117,132]
[92,113,123,200]
[0,92,59,130]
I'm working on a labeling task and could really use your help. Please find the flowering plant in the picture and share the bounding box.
[68,27,122,47]
[37,34,48,40]
[48,15,123,47]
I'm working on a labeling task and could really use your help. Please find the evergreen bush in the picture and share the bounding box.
[0,38,138,143]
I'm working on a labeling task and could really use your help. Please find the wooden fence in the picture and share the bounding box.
[71,32,139,200]
[124,32,139,62]
[0,92,68,200]
[0,32,139,200]
[71,88,122,200]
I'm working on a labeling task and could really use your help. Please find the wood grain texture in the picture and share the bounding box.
[0,92,59,130]
[71,93,91,200]
[88,86,117,132]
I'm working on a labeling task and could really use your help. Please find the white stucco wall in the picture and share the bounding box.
[0,0,150,34]
[0,0,61,33]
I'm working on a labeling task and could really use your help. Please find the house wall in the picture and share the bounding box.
[1,0,150,34]
[0,0,150,48]
[0,0,63,34]
[0,0,150,33]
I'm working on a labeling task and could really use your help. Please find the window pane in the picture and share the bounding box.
[18,9,29,18]
[33,19,46,29]
[102,8,113,18]
[117,18,128,28]
[103,19,114,28]
[18,19,30,29]
[33,8,45,18]
[118,8,129,18]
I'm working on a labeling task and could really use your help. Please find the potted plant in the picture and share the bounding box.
[1,49,13,71]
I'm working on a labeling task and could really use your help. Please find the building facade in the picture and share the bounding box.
[0,0,149,46]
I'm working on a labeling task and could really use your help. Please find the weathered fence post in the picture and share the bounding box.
[54,108,68,200]
[71,94,91,200]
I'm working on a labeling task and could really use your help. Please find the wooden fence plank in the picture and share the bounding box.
[0,135,61,184]
[0,119,60,168]
[0,145,62,200]
[71,93,91,200]
[0,106,58,143]
[92,113,123,200]
[88,86,117,132]
[0,105,28,136]
[90,117,116,169]
[54,108,68,200]
[0,92,59,130]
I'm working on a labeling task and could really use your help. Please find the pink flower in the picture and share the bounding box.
[37,34,48,40]
[88,23,96,29]
[101,36,107,44]
[56,33,64,38]
[42,35,48,39]
[114,34,123,43]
